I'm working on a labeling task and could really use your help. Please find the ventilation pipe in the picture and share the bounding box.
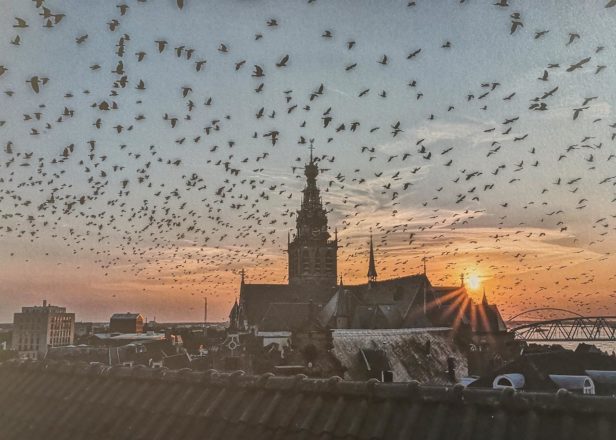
[549,375,595,395]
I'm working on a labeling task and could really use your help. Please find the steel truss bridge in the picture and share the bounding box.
[510,316,616,342]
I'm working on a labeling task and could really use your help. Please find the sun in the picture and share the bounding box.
[468,274,481,290]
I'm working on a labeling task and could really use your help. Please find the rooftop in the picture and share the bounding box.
[1,360,616,440]
[94,332,165,341]
[110,312,143,320]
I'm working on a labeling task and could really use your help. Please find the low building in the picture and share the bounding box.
[109,312,144,334]
[74,321,93,338]
[11,300,75,360]
[91,331,170,346]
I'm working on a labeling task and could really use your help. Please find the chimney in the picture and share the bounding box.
[447,357,456,382]
[43,299,47,307]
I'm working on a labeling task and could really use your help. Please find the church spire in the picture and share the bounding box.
[296,141,326,240]
[482,287,488,305]
[367,231,377,283]
[287,141,337,286]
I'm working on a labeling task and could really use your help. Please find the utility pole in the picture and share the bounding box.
[203,297,208,329]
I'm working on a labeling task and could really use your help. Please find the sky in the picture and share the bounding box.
[1,0,616,323]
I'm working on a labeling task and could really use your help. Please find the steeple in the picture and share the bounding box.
[296,142,328,241]
[482,287,488,305]
[367,231,377,283]
[287,142,338,286]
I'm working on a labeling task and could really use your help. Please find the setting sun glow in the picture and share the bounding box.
[468,274,481,290]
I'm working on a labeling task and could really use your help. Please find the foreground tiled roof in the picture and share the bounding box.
[2,361,616,440]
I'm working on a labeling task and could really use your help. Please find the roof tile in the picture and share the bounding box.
[2,360,616,440]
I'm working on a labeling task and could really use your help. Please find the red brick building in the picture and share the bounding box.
[109,312,144,334]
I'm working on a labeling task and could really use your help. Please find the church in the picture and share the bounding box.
[229,152,506,337]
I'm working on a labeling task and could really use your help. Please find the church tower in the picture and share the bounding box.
[288,148,338,286]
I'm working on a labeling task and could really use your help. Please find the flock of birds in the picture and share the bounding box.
[2,0,616,321]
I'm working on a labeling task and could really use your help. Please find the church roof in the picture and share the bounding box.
[240,283,335,327]
[315,275,440,330]
[240,284,294,326]
[239,274,505,334]
[318,285,358,327]
[346,273,429,290]
[348,304,407,329]
[2,360,615,440]
[259,302,324,332]
[471,303,508,333]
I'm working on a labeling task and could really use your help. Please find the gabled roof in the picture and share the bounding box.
[259,302,324,332]
[2,360,616,440]
[346,273,429,291]
[240,284,295,326]
[318,286,359,328]
[240,283,336,326]
[331,328,465,383]
[110,312,142,320]
[471,303,508,333]
[350,305,398,329]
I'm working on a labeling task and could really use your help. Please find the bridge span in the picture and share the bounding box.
[510,316,616,342]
